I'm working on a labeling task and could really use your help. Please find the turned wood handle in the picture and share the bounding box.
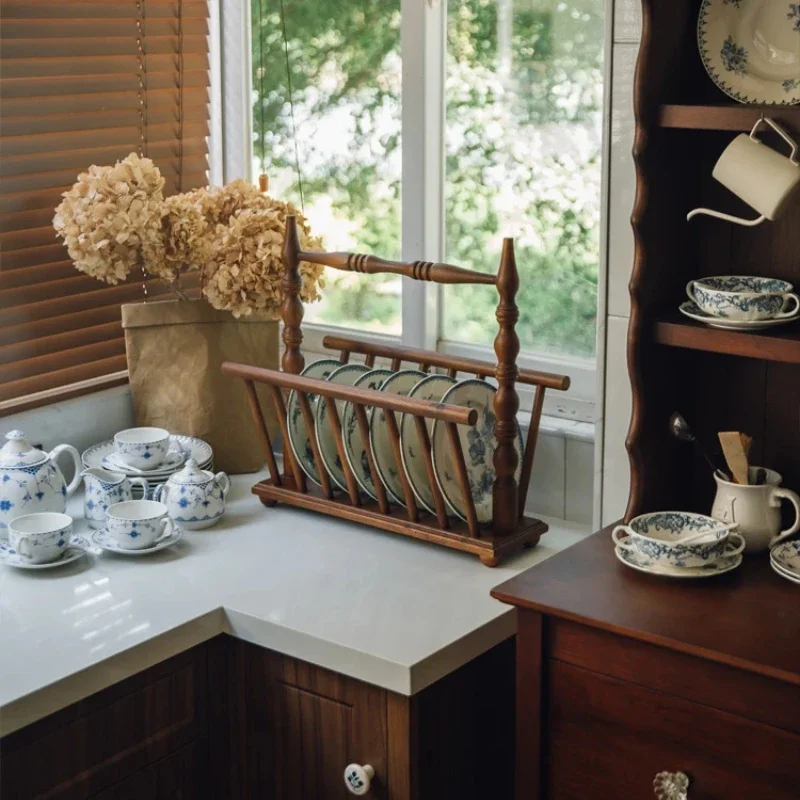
[297,249,497,285]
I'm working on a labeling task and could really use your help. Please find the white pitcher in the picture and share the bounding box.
[711,467,800,554]
[81,468,149,529]
[688,117,800,227]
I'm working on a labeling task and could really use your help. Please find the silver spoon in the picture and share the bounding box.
[669,412,722,475]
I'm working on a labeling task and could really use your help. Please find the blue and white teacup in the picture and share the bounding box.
[686,276,800,321]
[113,427,171,470]
[612,511,744,569]
[105,500,174,550]
[8,512,73,564]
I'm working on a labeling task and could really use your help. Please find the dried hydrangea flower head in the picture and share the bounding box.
[204,200,324,318]
[53,153,165,285]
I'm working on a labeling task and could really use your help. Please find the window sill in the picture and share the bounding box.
[0,372,129,418]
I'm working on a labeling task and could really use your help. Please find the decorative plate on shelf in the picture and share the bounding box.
[698,0,800,106]
[679,300,800,330]
[368,370,428,507]
[314,363,371,492]
[286,358,342,486]
[398,374,457,515]
[430,380,523,525]
[341,369,396,500]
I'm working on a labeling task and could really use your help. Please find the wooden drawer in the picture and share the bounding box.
[544,661,800,800]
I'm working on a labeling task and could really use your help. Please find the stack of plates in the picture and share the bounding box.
[286,360,523,526]
[81,435,213,494]
[770,540,800,585]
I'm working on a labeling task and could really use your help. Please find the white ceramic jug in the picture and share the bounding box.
[688,117,800,227]
[81,468,149,529]
[711,467,800,554]
[0,430,82,532]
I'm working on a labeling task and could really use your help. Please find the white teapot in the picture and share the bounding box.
[0,430,82,532]
[154,459,230,530]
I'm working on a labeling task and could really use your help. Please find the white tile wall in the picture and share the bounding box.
[525,431,566,519]
[566,439,594,525]
[613,0,643,43]
[601,315,632,525]
[606,43,638,319]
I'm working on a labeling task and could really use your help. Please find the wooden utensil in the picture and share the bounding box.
[718,431,750,485]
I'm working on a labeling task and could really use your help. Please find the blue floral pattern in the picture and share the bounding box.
[720,35,748,74]
[689,276,796,320]
[154,460,229,529]
[0,461,68,531]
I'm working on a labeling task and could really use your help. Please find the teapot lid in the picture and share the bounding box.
[0,430,47,468]
[168,458,212,485]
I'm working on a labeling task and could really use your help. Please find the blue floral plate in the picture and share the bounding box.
[615,542,743,579]
[698,0,800,106]
[430,380,523,525]
[679,300,800,331]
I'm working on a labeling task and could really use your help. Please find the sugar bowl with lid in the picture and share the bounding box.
[154,459,230,530]
[0,430,82,532]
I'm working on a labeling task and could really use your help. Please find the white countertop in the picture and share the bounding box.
[0,473,588,736]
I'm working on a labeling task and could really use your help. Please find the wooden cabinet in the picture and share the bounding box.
[229,643,389,799]
[0,635,515,800]
[493,530,800,800]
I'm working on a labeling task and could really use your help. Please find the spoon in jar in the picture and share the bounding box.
[669,412,723,476]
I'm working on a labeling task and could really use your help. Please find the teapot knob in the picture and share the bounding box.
[6,430,26,441]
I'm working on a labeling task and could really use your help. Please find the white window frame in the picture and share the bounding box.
[216,0,598,424]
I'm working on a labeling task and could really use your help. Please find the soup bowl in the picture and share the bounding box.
[686,276,799,321]
[612,511,743,568]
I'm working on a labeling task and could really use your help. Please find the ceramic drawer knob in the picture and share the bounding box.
[653,771,689,800]
[343,763,374,795]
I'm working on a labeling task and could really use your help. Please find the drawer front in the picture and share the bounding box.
[545,661,800,800]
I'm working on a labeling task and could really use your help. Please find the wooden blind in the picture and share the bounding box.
[0,0,209,412]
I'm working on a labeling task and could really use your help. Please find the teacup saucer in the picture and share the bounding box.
[770,539,800,580]
[102,448,187,475]
[679,301,800,331]
[91,526,183,556]
[0,541,87,570]
[770,559,800,586]
[614,544,742,579]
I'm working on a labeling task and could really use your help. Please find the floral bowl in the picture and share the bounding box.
[686,276,799,321]
[612,511,742,568]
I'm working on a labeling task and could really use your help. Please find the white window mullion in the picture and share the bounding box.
[400,0,445,351]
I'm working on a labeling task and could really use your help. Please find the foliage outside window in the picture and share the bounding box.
[251,0,602,357]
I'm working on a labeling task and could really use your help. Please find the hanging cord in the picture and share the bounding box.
[278,0,305,212]
[257,0,268,185]
[136,0,149,300]
[176,0,184,193]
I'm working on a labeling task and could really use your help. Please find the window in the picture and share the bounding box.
[251,0,403,334]
[248,0,603,414]
[1,0,210,413]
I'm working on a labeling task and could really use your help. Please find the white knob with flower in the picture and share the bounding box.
[343,764,374,795]
[154,458,230,529]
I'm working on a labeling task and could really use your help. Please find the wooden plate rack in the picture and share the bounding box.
[222,216,571,566]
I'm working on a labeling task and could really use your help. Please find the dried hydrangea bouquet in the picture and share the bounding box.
[53,152,324,471]
[53,152,323,316]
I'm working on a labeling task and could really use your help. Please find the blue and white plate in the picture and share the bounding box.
[430,379,523,525]
[286,358,342,486]
[315,363,371,492]
[770,538,800,580]
[615,542,743,579]
[369,370,428,507]
[91,526,183,556]
[399,374,457,515]
[0,540,87,570]
[679,300,800,330]
[698,0,800,106]
[342,369,396,500]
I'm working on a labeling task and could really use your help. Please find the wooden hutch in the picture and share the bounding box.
[494,1,800,798]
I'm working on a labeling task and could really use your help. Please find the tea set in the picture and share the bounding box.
[0,426,228,571]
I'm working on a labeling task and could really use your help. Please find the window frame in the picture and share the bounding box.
[223,0,598,421]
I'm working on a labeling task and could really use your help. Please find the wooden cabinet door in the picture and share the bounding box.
[232,642,389,800]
